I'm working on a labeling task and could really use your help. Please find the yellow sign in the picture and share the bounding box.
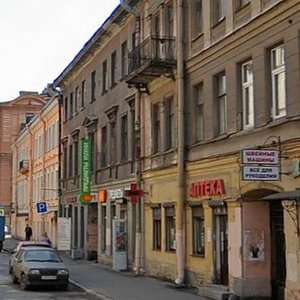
[0,208,4,216]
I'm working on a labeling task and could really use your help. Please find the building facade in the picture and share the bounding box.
[11,95,59,247]
[53,0,300,299]
[0,91,48,228]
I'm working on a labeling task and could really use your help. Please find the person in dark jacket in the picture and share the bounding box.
[25,224,32,241]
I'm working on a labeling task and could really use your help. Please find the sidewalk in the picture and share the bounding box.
[3,237,207,300]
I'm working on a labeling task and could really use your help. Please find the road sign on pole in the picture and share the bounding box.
[37,202,47,213]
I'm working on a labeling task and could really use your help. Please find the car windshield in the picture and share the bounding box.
[24,250,62,262]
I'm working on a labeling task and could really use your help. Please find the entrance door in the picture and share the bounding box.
[213,206,228,285]
[270,201,286,300]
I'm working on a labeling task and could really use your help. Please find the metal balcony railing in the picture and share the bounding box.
[128,35,176,75]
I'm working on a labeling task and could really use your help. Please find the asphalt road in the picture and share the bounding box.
[0,250,96,300]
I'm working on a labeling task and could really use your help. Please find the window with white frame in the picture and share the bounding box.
[216,73,227,135]
[194,83,204,141]
[241,60,254,128]
[192,206,205,256]
[271,44,286,119]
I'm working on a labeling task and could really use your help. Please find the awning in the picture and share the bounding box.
[263,189,300,201]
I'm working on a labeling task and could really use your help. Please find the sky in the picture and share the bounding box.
[0,0,120,101]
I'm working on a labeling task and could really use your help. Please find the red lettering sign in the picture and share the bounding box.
[189,179,225,197]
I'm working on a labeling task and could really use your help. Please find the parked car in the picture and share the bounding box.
[10,246,69,290]
[9,241,52,273]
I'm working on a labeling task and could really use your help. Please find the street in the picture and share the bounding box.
[0,251,96,300]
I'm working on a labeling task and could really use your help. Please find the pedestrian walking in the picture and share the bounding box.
[25,224,32,241]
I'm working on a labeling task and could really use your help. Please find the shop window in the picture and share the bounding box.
[192,206,205,256]
[165,206,176,251]
[153,206,161,250]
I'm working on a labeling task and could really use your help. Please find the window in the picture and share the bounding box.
[110,123,117,165]
[235,0,250,10]
[165,97,175,150]
[165,206,176,251]
[74,86,79,114]
[121,115,128,161]
[69,92,74,119]
[241,61,254,128]
[132,32,136,50]
[102,60,108,94]
[74,138,79,176]
[25,112,34,124]
[271,44,286,119]
[192,206,205,256]
[192,0,203,37]
[153,206,161,250]
[101,207,107,252]
[194,83,204,141]
[63,145,67,178]
[81,80,85,108]
[101,126,107,167]
[91,71,96,102]
[152,104,161,154]
[64,97,68,122]
[88,132,95,172]
[216,73,227,135]
[215,0,226,22]
[166,2,174,36]
[111,51,117,86]
[121,41,128,77]
[68,144,73,177]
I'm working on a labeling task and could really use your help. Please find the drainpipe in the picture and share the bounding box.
[134,91,143,274]
[175,0,185,286]
[27,126,34,231]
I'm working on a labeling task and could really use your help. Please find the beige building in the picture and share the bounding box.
[52,0,300,299]
[11,95,59,247]
[0,91,48,227]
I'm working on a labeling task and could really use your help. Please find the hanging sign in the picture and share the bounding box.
[80,138,92,204]
[242,149,279,165]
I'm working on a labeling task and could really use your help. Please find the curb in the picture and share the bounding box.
[69,278,113,300]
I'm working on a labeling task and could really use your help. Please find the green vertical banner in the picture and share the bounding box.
[80,138,92,204]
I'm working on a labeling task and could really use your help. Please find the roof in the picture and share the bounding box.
[263,189,300,200]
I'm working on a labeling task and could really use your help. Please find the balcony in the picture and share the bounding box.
[125,35,176,90]
[19,160,29,174]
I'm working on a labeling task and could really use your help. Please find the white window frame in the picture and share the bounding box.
[242,60,254,129]
[271,44,286,119]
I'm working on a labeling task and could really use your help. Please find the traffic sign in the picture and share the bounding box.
[37,202,47,213]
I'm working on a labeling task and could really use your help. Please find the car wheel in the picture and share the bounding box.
[20,273,28,290]
[11,270,18,284]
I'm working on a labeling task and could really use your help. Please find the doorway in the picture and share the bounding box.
[213,206,228,285]
[270,201,286,300]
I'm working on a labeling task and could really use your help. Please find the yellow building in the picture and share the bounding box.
[12,95,59,247]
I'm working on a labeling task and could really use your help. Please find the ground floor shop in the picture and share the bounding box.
[143,152,300,299]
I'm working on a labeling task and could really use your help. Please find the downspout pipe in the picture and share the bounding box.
[175,0,185,286]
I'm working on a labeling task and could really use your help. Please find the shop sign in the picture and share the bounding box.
[242,166,279,181]
[242,149,279,165]
[80,139,92,204]
[189,179,225,198]
[108,188,124,201]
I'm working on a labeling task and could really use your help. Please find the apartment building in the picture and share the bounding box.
[0,91,48,228]
[11,95,59,247]
[54,5,138,264]
[53,0,300,299]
